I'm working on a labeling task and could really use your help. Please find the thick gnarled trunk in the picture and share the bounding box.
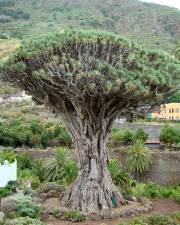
[61,120,125,213]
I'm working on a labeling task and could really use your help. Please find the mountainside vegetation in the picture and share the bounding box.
[0,0,180,51]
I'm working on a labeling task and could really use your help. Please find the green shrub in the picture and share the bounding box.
[132,183,145,197]
[64,160,79,184]
[18,169,40,190]
[160,186,174,198]
[172,186,180,203]
[42,125,72,147]
[145,182,157,198]
[57,130,72,146]
[112,128,123,145]
[0,119,71,149]
[1,194,32,217]
[126,140,152,174]
[145,213,176,225]
[17,153,32,170]
[32,159,46,183]
[144,182,161,199]
[134,128,148,143]
[122,129,134,144]
[16,201,41,218]
[171,212,180,223]
[40,131,49,148]
[160,124,180,147]
[53,208,85,222]
[30,121,42,134]
[29,134,41,147]
[131,218,147,225]
[64,210,85,222]
[0,149,16,164]
[0,181,17,198]
[132,183,180,200]
[5,217,45,225]
[116,213,180,225]
[29,176,40,190]
[108,159,135,196]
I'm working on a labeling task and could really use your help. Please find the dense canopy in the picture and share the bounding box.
[0,30,179,116]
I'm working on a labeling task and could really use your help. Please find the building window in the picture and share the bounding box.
[169,116,171,120]
[169,109,171,113]
[176,108,179,113]
[172,108,174,113]
[172,116,174,120]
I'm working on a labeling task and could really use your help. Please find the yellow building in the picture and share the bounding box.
[160,103,180,121]
[151,103,180,120]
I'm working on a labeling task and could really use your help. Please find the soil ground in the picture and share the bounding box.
[44,198,180,225]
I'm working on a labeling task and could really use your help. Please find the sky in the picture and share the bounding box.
[140,0,180,9]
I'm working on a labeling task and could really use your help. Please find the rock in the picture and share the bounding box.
[86,212,102,221]
[40,190,60,199]
[40,193,46,201]
[1,197,18,216]
[46,190,59,198]
[33,196,45,204]
[41,183,65,193]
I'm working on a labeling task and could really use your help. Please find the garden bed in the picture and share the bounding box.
[46,199,180,225]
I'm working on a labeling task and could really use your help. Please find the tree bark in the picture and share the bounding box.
[61,116,125,213]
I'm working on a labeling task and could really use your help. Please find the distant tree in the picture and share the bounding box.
[167,90,180,103]
[166,45,180,103]
[134,128,148,143]
[0,30,179,213]
[160,124,180,147]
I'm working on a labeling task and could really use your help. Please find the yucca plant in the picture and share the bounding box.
[172,45,180,60]
[45,147,78,183]
[126,140,152,180]
[32,159,46,183]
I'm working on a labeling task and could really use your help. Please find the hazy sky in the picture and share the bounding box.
[140,0,180,9]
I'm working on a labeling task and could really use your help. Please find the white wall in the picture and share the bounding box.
[0,161,17,187]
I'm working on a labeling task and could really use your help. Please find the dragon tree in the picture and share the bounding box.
[0,30,179,213]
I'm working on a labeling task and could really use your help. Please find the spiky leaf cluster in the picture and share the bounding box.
[0,29,179,116]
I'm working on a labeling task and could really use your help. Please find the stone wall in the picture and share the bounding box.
[115,122,162,139]
[110,151,180,186]
[17,149,180,186]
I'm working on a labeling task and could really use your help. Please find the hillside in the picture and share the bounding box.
[0,0,180,51]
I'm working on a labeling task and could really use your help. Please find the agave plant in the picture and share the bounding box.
[126,140,152,178]
[45,147,78,184]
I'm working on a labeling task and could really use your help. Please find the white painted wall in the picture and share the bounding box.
[0,161,17,187]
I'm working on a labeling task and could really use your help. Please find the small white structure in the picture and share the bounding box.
[0,161,17,187]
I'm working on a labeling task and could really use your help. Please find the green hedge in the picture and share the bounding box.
[0,119,72,148]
